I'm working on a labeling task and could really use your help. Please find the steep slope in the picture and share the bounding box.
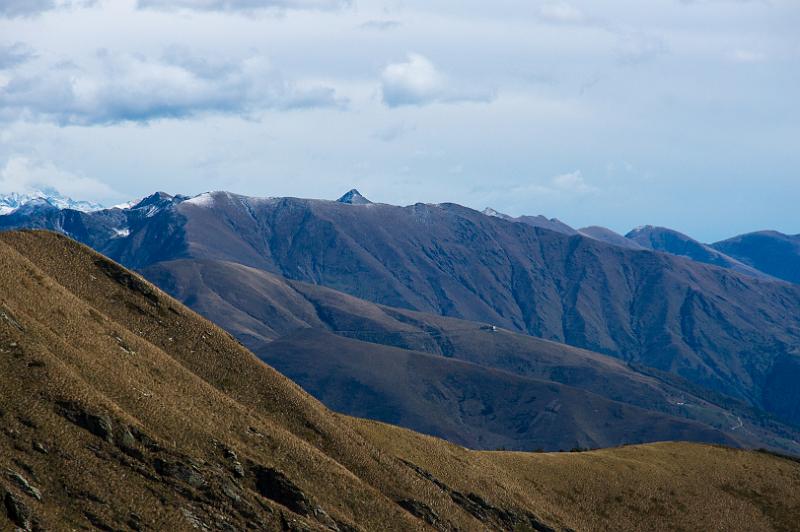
[257,329,741,451]
[172,194,800,426]
[3,192,800,428]
[626,225,770,279]
[144,257,800,454]
[713,230,800,285]
[578,226,645,250]
[2,230,800,532]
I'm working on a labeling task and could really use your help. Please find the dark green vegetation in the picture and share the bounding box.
[2,231,800,531]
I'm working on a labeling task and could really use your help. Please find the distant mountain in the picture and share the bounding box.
[578,226,645,250]
[145,257,800,453]
[337,188,372,205]
[3,190,800,432]
[483,207,577,235]
[0,188,103,215]
[4,230,799,532]
[713,231,800,285]
[626,225,771,279]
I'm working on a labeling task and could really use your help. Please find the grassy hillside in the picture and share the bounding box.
[1,230,799,531]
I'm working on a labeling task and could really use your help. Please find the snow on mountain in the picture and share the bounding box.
[0,189,104,215]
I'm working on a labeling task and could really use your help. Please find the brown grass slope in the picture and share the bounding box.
[0,230,798,531]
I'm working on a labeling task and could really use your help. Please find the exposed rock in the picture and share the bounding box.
[5,471,42,501]
[181,507,211,530]
[397,499,450,531]
[400,460,556,532]
[0,307,25,331]
[3,489,32,530]
[31,442,48,455]
[222,448,244,478]
[84,510,119,531]
[253,467,314,517]
[56,401,114,443]
[154,459,206,488]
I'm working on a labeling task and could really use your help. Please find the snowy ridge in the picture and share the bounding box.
[0,189,104,215]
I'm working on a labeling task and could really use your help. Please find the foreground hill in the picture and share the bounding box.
[1,230,799,531]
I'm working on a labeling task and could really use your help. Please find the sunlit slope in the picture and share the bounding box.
[1,231,798,531]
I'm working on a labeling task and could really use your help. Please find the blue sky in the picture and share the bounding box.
[0,0,798,241]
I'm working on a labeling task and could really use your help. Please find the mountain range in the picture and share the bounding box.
[2,189,799,455]
[3,230,799,531]
[0,189,104,216]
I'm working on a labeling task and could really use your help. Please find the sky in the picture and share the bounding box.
[0,0,798,241]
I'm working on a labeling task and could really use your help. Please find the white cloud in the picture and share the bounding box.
[537,1,586,24]
[0,0,96,18]
[380,53,494,108]
[0,157,118,201]
[730,49,767,63]
[509,171,598,198]
[136,0,350,13]
[359,19,400,31]
[552,170,597,193]
[0,49,346,125]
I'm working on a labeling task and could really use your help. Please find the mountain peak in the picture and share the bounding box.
[0,189,104,215]
[337,189,372,205]
[482,207,512,219]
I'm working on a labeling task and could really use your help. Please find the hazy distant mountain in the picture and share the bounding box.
[626,225,771,279]
[578,226,646,250]
[483,207,577,235]
[713,230,800,285]
[0,188,104,215]
[3,190,800,432]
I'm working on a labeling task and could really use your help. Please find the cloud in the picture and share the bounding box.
[0,42,35,70]
[380,53,494,108]
[510,171,598,198]
[0,0,95,18]
[552,170,597,194]
[359,19,400,31]
[136,0,350,13]
[0,49,346,126]
[615,31,668,66]
[0,157,118,201]
[536,1,586,24]
[372,122,414,142]
[730,49,767,63]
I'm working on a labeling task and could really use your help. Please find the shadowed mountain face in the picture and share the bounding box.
[143,257,800,454]
[713,231,800,285]
[625,225,771,279]
[3,231,800,531]
[2,191,800,430]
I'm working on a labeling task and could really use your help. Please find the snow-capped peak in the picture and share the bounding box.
[337,189,372,205]
[482,207,512,219]
[0,189,104,215]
